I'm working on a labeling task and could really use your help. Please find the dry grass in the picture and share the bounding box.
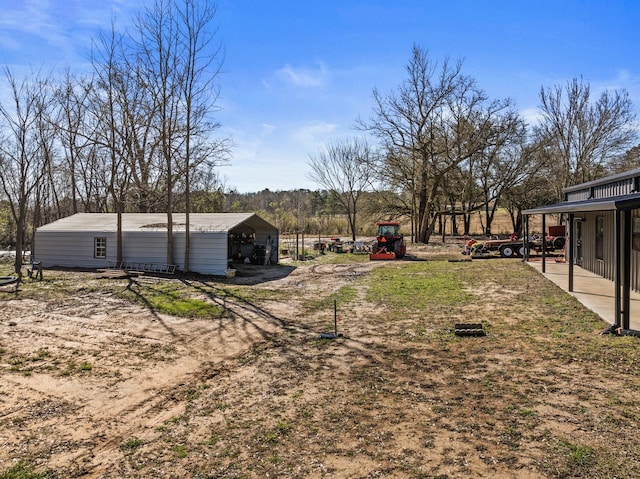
[1,248,639,478]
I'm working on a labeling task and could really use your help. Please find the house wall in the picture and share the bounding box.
[34,230,118,269]
[566,177,637,202]
[578,210,640,292]
[121,231,170,266]
[173,231,229,275]
[579,211,615,280]
[633,211,640,293]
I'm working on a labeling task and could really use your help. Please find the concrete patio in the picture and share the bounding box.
[526,258,640,331]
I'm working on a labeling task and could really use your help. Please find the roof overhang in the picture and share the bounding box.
[228,214,278,234]
[523,193,640,215]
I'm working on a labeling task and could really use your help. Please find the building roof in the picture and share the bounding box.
[36,213,276,233]
[523,166,640,216]
[523,193,640,215]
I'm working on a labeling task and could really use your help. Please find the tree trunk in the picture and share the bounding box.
[348,209,357,242]
[117,210,123,265]
[13,199,27,280]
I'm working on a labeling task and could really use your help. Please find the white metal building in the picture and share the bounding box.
[34,213,279,275]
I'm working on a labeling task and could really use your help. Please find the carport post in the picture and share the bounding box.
[615,209,622,327]
[568,213,574,292]
[623,209,632,330]
[541,214,546,273]
[523,216,529,261]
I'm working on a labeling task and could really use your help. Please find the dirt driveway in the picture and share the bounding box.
[2,246,640,478]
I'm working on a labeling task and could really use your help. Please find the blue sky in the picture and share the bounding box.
[1,0,639,193]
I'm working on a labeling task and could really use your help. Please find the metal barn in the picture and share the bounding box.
[34,213,279,276]
[523,168,640,331]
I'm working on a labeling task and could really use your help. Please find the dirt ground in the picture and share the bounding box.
[2,242,640,478]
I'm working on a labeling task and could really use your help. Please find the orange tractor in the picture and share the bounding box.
[369,221,406,260]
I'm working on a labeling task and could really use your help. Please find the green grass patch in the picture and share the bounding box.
[173,445,188,458]
[60,360,92,376]
[307,285,358,313]
[366,261,474,310]
[547,438,596,472]
[121,282,224,318]
[217,285,289,304]
[120,437,144,452]
[0,462,56,479]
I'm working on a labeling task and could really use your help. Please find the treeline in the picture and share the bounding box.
[307,48,639,243]
[224,189,384,237]
[2,6,640,271]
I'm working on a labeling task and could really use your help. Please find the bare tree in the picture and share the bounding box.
[132,0,227,270]
[468,110,528,235]
[53,70,95,216]
[538,77,637,191]
[502,138,557,234]
[308,138,375,241]
[90,23,144,264]
[359,46,469,243]
[361,45,518,243]
[610,144,640,174]
[0,69,51,277]
[176,0,227,272]
[133,0,181,266]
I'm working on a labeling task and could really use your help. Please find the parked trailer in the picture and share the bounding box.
[464,231,566,258]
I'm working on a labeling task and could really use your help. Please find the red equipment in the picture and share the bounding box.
[369,221,406,260]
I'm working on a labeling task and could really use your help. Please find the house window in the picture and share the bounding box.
[94,237,107,258]
[595,216,604,260]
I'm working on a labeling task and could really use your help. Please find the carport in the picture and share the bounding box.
[523,169,640,333]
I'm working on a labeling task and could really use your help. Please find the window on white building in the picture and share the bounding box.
[94,237,107,258]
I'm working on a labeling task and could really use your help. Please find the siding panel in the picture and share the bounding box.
[35,231,117,268]
[579,211,615,281]
[122,231,169,266]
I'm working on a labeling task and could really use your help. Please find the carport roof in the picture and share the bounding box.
[522,193,640,215]
[37,213,276,233]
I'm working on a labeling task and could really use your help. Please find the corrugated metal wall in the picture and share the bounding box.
[35,231,118,269]
[566,177,635,202]
[577,210,640,292]
[566,190,590,201]
[175,231,229,275]
[578,212,613,280]
[121,231,169,266]
[632,211,640,293]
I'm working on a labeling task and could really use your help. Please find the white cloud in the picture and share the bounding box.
[260,123,276,135]
[0,0,144,64]
[0,0,56,39]
[596,70,640,106]
[291,121,338,148]
[521,107,542,127]
[275,61,329,88]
